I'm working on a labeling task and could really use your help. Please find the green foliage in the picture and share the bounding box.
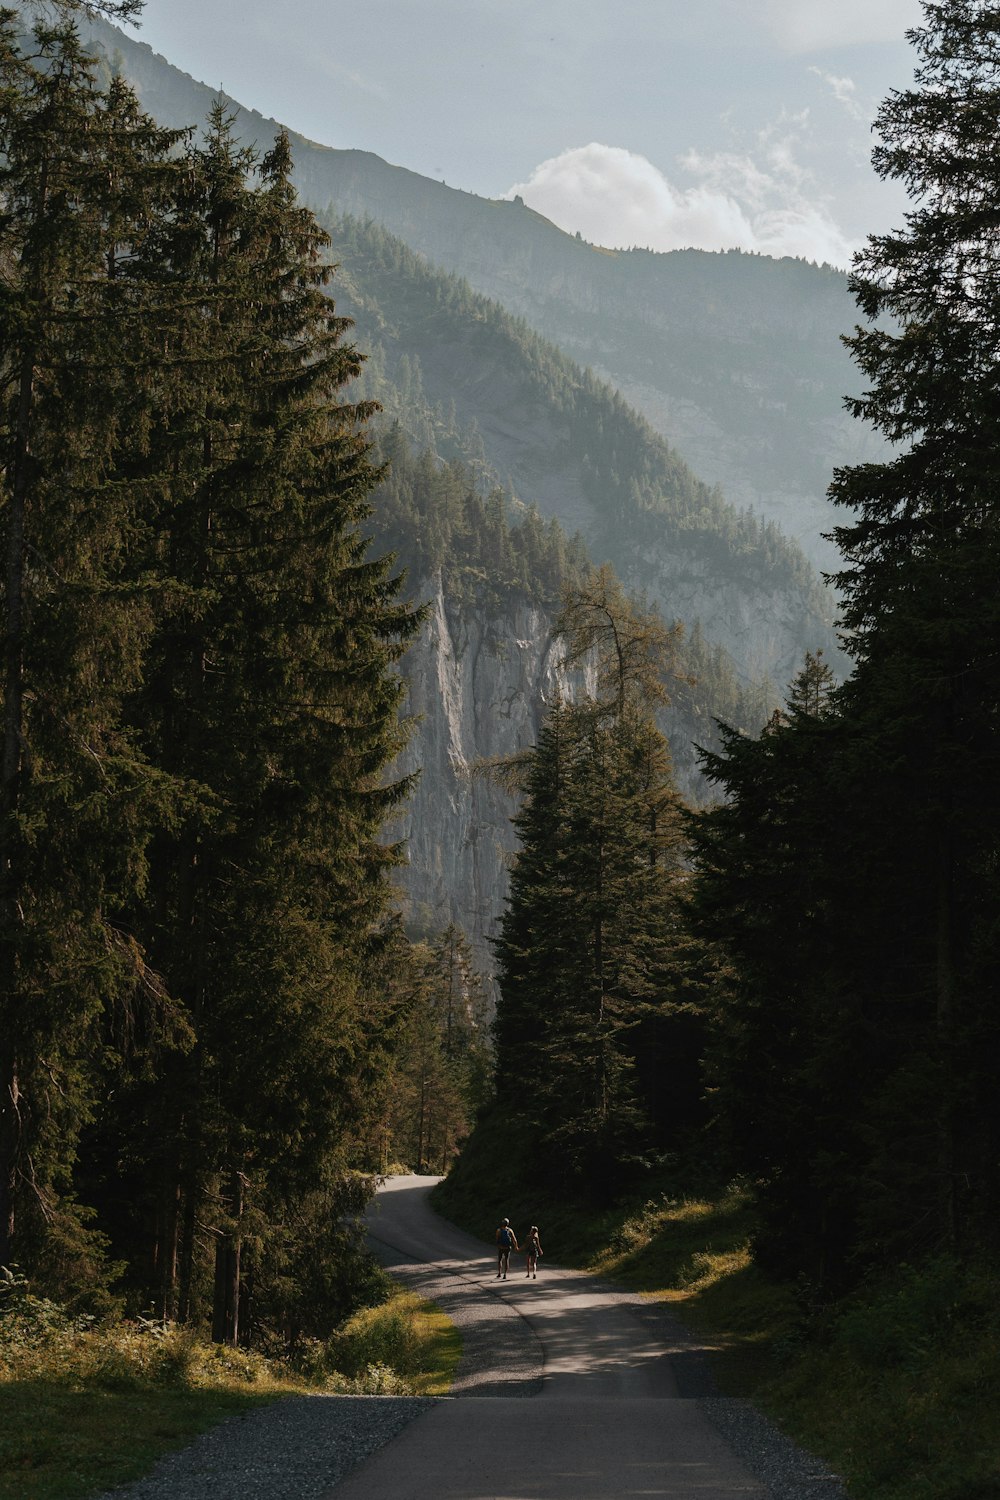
[362,920,492,1174]
[324,1288,461,1394]
[0,1270,458,1496]
[768,1258,1000,1500]
[827,14,1000,1261]
[0,22,421,1353]
[0,1287,301,1500]
[0,13,192,1289]
[688,1,1000,1295]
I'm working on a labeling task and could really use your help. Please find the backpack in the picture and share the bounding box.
[499,1226,513,1248]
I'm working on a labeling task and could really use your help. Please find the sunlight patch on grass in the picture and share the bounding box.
[327,1288,461,1395]
[590,1181,757,1307]
[0,1284,461,1500]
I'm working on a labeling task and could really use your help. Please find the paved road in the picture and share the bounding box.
[324,1176,842,1499]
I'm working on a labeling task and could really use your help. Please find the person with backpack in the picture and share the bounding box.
[495,1217,518,1278]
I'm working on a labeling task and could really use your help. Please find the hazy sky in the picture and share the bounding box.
[123,0,925,267]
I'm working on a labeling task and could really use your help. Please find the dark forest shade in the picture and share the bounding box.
[689,0,1000,1286]
[0,16,191,1286]
[0,20,419,1339]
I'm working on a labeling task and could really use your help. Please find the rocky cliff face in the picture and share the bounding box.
[389,576,581,972]
[389,575,740,980]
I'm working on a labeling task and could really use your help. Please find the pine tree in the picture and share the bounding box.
[493,573,696,1195]
[689,661,863,1279]
[826,0,1000,1256]
[102,110,422,1338]
[0,17,185,1279]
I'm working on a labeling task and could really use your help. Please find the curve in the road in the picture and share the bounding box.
[330,1175,849,1499]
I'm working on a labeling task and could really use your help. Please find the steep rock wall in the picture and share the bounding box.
[389,576,582,972]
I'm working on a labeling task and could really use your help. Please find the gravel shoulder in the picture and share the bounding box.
[94,1395,436,1500]
[95,1178,849,1500]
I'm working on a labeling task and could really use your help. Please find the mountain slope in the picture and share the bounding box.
[326,213,834,685]
[84,15,871,570]
[75,16,839,966]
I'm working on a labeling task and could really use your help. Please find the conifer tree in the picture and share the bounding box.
[692,3,1000,1281]
[102,108,421,1337]
[824,0,1000,1257]
[493,573,696,1194]
[0,16,185,1278]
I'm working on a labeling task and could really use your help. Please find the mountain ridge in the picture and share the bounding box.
[83,14,870,571]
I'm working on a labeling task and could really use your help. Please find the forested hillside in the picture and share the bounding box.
[324,211,836,689]
[78,12,877,570]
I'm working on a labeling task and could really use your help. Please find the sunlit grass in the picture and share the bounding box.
[0,1285,460,1500]
[327,1288,461,1396]
[0,1325,302,1500]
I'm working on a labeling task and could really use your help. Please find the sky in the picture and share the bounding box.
[122,0,925,268]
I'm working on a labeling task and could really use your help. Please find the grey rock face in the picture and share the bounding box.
[389,575,579,972]
[389,565,811,983]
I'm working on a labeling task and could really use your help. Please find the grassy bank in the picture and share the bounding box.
[433,1141,1000,1500]
[0,1283,460,1500]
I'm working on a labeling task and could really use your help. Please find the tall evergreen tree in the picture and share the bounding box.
[826,0,1000,1257]
[99,108,421,1338]
[0,17,184,1279]
[692,1,1000,1281]
[381,924,490,1173]
[493,573,697,1195]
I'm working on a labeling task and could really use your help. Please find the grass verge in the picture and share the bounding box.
[0,1284,461,1500]
[326,1288,461,1396]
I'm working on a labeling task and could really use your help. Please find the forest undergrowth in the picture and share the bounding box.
[434,1143,1000,1500]
[0,1270,460,1500]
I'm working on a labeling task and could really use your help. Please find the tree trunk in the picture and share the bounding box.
[0,1058,19,1268]
[212,1165,243,1347]
[936,817,957,1248]
[0,338,41,1268]
[177,1160,198,1324]
[156,1167,181,1320]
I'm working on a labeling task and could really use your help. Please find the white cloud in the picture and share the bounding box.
[505,140,855,267]
[808,68,869,122]
[764,0,922,53]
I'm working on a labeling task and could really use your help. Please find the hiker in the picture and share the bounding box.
[495,1217,519,1278]
[523,1224,543,1278]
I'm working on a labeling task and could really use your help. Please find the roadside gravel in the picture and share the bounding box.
[95,1394,435,1500]
[703,1397,849,1499]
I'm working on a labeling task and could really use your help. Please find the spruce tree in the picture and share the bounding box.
[691,2,1000,1280]
[493,573,696,1195]
[0,17,184,1279]
[103,109,420,1336]
[827,0,1000,1256]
